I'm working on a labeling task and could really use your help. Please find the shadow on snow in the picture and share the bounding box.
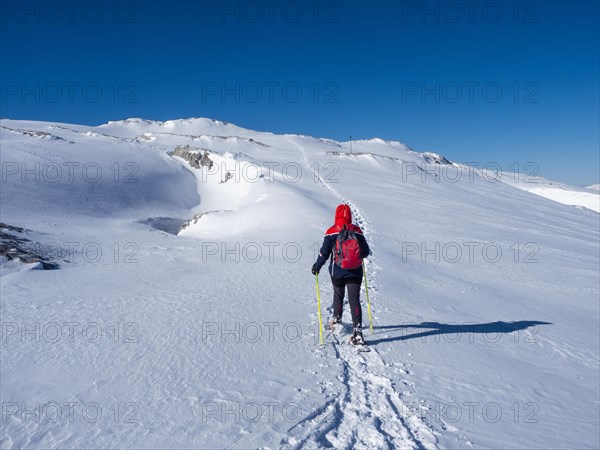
[367,321,552,345]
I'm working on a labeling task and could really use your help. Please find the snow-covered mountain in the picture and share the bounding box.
[1,118,598,449]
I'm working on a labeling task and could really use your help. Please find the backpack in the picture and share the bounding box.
[334,224,362,270]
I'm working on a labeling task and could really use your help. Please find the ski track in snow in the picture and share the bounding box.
[282,138,438,449]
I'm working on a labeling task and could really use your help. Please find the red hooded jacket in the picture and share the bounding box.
[315,204,370,279]
[326,204,363,235]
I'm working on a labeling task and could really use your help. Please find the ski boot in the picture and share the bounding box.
[329,316,342,333]
[349,327,365,346]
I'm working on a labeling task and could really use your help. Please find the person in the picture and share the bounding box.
[311,204,371,345]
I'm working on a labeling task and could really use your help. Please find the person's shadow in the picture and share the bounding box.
[368,321,551,345]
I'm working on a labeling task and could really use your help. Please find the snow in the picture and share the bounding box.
[466,164,600,213]
[1,118,598,449]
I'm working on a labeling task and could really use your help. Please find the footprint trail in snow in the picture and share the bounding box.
[282,138,439,449]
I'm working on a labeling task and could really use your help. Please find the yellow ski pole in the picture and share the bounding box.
[363,261,373,333]
[315,273,324,345]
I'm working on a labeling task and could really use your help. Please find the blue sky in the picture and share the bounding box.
[1,0,598,185]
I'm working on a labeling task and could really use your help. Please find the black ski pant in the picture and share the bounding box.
[332,276,362,328]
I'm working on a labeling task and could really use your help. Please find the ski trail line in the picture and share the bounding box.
[282,138,438,449]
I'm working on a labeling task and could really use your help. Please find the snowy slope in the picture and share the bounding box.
[469,165,600,213]
[1,118,598,450]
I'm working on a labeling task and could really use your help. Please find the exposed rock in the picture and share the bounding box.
[0,223,62,269]
[139,217,186,235]
[247,138,269,147]
[318,138,342,148]
[0,223,25,233]
[178,210,232,233]
[220,172,233,184]
[325,149,453,166]
[201,153,214,169]
[179,212,205,232]
[171,145,214,170]
[326,151,400,162]
[0,126,73,143]
[422,152,453,165]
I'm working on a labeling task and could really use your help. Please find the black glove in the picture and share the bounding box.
[311,264,319,275]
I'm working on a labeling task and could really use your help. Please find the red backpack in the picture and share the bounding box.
[334,224,362,270]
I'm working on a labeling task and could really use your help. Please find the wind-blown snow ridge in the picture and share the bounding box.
[104,117,233,127]
[0,125,73,143]
[93,117,600,212]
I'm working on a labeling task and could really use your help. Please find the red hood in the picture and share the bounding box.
[334,204,352,227]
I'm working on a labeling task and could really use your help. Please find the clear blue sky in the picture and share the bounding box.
[1,0,598,185]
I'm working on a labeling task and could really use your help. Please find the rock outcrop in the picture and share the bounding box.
[171,145,214,170]
[0,223,61,269]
